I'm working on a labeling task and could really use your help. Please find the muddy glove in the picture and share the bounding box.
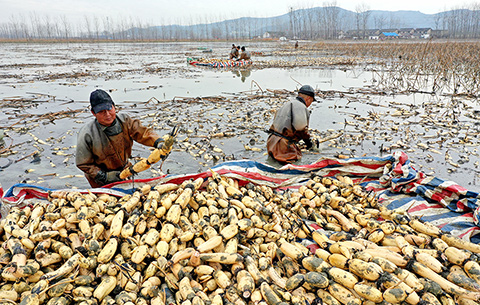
[309,144,320,153]
[95,170,122,185]
[154,137,164,149]
[305,138,320,152]
[106,171,122,183]
[304,138,313,150]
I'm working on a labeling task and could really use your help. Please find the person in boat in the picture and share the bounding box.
[76,89,164,187]
[237,46,251,61]
[295,41,299,49]
[266,85,319,164]
[229,44,239,59]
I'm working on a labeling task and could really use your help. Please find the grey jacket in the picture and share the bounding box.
[270,96,310,137]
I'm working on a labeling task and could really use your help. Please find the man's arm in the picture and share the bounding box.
[124,115,162,147]
[296,129,312,146]
[236,53,245,61]
[75,132,102,181]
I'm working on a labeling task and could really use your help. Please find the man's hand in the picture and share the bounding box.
[306,138,320,152]
[154,137,164,149]
[95,170,122,185]
[309,145,320,152]
[105,171,122,183]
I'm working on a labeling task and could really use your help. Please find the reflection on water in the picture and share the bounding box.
[240,70,251,83]
[231,69,252,83]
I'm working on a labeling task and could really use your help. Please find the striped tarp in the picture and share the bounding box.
[1,151,480,241]
[188,59,252,68]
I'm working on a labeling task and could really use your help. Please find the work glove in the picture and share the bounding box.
[309,144,320,153]
[154,137,164,149]
[95,170,122,185]
[106,170,122,183]
[305,138,320,152]
[304,138,313,149]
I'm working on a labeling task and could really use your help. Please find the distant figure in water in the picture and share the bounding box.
[295,41,299,49]
[229,44,239,59]
[237,46,251,61]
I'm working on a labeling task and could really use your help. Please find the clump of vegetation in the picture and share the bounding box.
[311,41,480,97]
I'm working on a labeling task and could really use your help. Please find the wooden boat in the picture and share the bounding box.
[187,57,252,68]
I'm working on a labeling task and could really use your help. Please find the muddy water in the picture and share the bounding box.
[0,42,479,192]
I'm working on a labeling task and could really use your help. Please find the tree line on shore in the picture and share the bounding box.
[2,2,480,41]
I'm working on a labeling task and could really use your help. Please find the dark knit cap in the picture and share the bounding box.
[298,85,316,101]
[90,89,114,113]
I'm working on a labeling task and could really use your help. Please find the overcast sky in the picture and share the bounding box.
[0,0,465,25]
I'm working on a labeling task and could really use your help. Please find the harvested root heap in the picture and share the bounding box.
[2,171,480,305]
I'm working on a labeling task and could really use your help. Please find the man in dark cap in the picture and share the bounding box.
[76,89,164,187]
[266,85,318,164]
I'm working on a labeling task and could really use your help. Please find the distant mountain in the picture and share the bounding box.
[118,7,476,40]
[3,5,476,40]
[365,10,439,28]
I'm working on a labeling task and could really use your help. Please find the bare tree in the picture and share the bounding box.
[303,4,316,39]
[84,15,92,40]
[289,7,296,38]
[355,3,371,39]
[388,13,401,29]
[324,1,339,39]
[472,3,480,38]
[30,12,42,38]
[92,16,100,40]
[373,14,386,30]
[223,14,230,40]
[53,18,61,39]
[43,15,53,39]
[8,15,20,39]
[445,7,459,38]
[433,13,442,30]
[60,15,71,40]
[0,23,8,38]
[102,16,112,40]
[17,14,30,40]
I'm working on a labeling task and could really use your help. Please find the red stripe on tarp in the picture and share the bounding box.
[289,158,341,169]
[213,169,290,184]
[392,151,409,175]
[364,186,387,192]
[459,226,477,239]
[307,243,320,254]
[445,183,468,193]
[393,161,404,174]
[431,189,456,203]
[409,203,445,213]
[3,188,48,203]
[399,151,408,164]
[189,59,252,69]
[456,200,467,211]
